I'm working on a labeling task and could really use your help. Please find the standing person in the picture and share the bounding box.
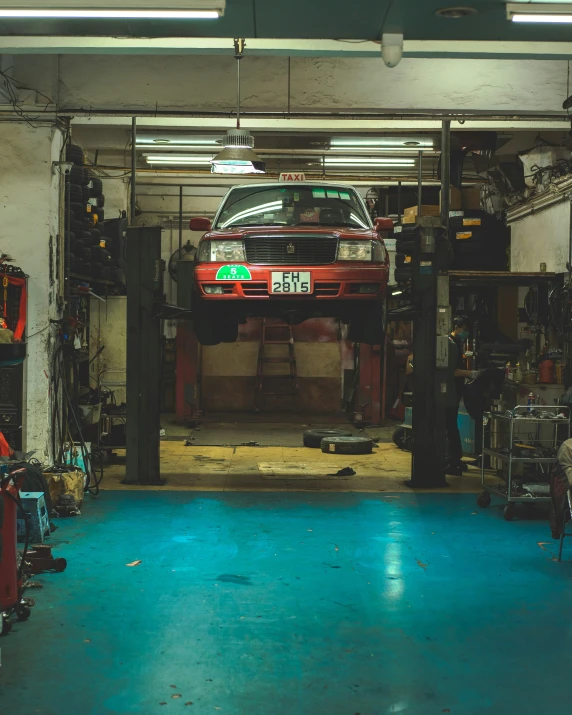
[446,315,479,476]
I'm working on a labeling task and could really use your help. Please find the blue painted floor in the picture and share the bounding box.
[1,491,571,715]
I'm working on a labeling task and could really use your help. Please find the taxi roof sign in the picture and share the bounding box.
[279,172,306,182]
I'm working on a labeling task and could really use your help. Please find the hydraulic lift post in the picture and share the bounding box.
[125,226,164,485]
[406,119,452,488]
[125,231,194,485]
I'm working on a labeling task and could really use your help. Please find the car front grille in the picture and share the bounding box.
[244,234,338,266]
[242,282,269,296]
[315,282,341,296]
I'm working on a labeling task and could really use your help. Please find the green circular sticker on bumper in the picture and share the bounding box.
[216,265,252,280]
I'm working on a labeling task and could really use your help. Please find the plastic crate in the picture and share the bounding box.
[17,491,50,544]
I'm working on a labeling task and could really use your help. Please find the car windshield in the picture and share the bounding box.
[214,185,371,230]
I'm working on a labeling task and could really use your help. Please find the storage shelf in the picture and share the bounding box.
[480,407,569,517]
[484,485,551,504]
[70,272,114,286]
[487,413,568,424]
[483,448,556,464]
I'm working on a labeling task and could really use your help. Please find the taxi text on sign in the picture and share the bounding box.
[279,172,306,182]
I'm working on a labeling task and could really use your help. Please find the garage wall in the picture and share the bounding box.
[0,122,63,457]
[201,318,342,413]
[510,200,570,272]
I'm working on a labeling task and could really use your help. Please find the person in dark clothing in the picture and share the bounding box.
[446,315,480,476]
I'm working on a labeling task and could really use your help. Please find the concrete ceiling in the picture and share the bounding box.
[3,0,572,42]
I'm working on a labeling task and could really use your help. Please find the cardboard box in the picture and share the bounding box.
[401,214,417,224]
[403,204,440,218]
[462,188,481,210]
[440,186,462,211]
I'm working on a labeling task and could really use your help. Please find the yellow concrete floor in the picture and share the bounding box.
[103,441,495,493]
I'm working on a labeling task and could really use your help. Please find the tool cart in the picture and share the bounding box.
[478,406,570,520]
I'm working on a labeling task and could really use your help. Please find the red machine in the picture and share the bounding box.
[1,468,30,636]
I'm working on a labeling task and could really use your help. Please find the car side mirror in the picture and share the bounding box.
[189,217,211,232]
[375,217,394,233]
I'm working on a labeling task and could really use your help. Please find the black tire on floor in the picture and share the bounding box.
[504,504,516,521]
[321,436,374,455]
[303,429,353,448]
[392,426,408,449]
[477,491,491,509]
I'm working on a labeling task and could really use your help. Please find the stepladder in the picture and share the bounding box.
[256,319,298,411]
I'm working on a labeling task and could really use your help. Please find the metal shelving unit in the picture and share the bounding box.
[478,406,570,520]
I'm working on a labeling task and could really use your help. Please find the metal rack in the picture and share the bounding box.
[478,406,570,521]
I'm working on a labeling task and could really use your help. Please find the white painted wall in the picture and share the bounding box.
[13,54,571,114]
[510,200,570,273]
[89,296,127,405]
[0,122,63,457]
[98,171,129,220]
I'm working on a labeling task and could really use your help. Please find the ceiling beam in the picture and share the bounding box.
[71,115,572,133]
[3,36,572,59]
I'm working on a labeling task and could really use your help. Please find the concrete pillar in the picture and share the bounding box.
[0,121,63,458]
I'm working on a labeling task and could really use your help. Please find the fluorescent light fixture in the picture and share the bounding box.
[211,163,266,175]
[331,138,433,148]
[507,2,572,22]
[136,136,221,146]
[324,157,416,166]
[0,0,225,19]
[138,145,220,152]
[145,155,214,165]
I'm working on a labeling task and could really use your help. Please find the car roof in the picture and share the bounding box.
[229,181,357,190]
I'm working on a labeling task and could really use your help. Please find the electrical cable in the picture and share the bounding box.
[50,335,104,496]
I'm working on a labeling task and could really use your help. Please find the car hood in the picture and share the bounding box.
[202,226,378,240]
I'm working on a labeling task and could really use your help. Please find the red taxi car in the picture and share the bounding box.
[190,181,391,345]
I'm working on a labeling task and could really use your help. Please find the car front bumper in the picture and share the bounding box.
[194,263,389,300]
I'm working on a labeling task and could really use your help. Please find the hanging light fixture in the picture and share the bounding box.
[211,39,266,175]
[0,0,225,19]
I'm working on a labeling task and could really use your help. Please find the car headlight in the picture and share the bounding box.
[338,240,372,262]
[198,240,245,263]
[372,240,386,264]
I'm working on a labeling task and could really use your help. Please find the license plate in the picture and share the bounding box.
[271,271,311,294]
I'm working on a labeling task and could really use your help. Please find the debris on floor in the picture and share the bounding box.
[327,467,357,477]
[126,560,142,567]
[240,441,260,447]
